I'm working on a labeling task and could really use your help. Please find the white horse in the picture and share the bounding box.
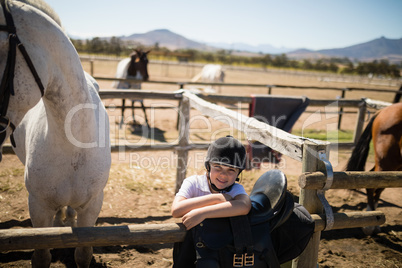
[0,0,111,267]
[191,64,225,93]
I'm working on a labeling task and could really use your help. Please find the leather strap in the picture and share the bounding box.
[0,0,46,147]
[230,216,254,255]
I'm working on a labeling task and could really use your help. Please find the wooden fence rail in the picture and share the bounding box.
[0,211,385,251]
[94,76,402,97]
[299,171,402,189]
[0,90,382,155]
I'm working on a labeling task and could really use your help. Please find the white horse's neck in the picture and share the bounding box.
[5,1,97,143]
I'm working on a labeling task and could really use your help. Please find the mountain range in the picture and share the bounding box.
[119,29,402,63]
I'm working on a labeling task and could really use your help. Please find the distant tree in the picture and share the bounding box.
[87,37,105,53]
[272,54,288,67]
[328,62,339,72]
[261,54,272,68]
[109,37,122,56]
[301,59,313,70]
[70,38,85,52]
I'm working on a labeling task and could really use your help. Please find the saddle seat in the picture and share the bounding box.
[248,169,295,228]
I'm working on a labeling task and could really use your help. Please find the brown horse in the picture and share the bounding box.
[346,102,402,232]
[114,49,150,127]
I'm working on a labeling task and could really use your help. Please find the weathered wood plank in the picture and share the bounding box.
[353,102,367,144]
[175,97,190,192]
[0,142,355,155]
[0,223,187,251]
[364,98,392,109]
[0,212,384,251]
[183,92,329,162]
[294,141,329,268]
[99,89,182,100]
[98,89,364,108]
[299,171,402,189]
[311,211,385,232]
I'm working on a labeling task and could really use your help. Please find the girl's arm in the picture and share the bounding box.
[171,193,231,218]
[179,194,251,230]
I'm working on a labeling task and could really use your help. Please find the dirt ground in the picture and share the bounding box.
[0,63,401,267]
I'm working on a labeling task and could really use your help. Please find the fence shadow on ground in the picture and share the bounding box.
[0,219,32,229]
[129,124,167,143]
[96,215,172,225]
[321,224,402,253]
[0,244,174,268]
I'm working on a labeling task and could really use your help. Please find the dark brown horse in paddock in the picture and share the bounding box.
[113,49,150,127]
[346,102,402,233]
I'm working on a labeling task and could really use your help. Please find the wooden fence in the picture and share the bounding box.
[94,76,402,102]
[1,91,401,268]
[93,74,401,133]
[82,55,402,132]
[80,55,402,102]
[98,89,378,150]
[0,89,374,154]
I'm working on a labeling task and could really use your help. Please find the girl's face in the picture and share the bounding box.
[209,163,240,192]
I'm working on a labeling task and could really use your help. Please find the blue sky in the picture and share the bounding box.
[46,0,402,50]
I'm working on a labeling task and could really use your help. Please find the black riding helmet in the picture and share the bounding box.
[205,135,247,192]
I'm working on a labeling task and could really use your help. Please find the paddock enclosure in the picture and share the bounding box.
[0,59,401,267]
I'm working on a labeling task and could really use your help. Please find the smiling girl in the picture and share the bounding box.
[171,136,251,230]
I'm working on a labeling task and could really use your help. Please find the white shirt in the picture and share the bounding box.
[176,174,248,199]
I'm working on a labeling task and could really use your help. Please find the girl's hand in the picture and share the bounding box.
[181,208,205,230]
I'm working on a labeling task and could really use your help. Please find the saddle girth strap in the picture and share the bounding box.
[230,215,282,268]
[230,216,254,266]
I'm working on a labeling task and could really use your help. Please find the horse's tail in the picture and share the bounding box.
[346,113,377,171]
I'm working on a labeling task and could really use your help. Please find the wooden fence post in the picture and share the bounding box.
[393,85,402,103]
[337,88,347,130]
[90,60,94,76]
[292,141,329,268]
[175,96,190,193]
[353,100,367,145]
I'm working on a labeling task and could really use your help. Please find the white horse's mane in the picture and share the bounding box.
[14,0,61,26]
